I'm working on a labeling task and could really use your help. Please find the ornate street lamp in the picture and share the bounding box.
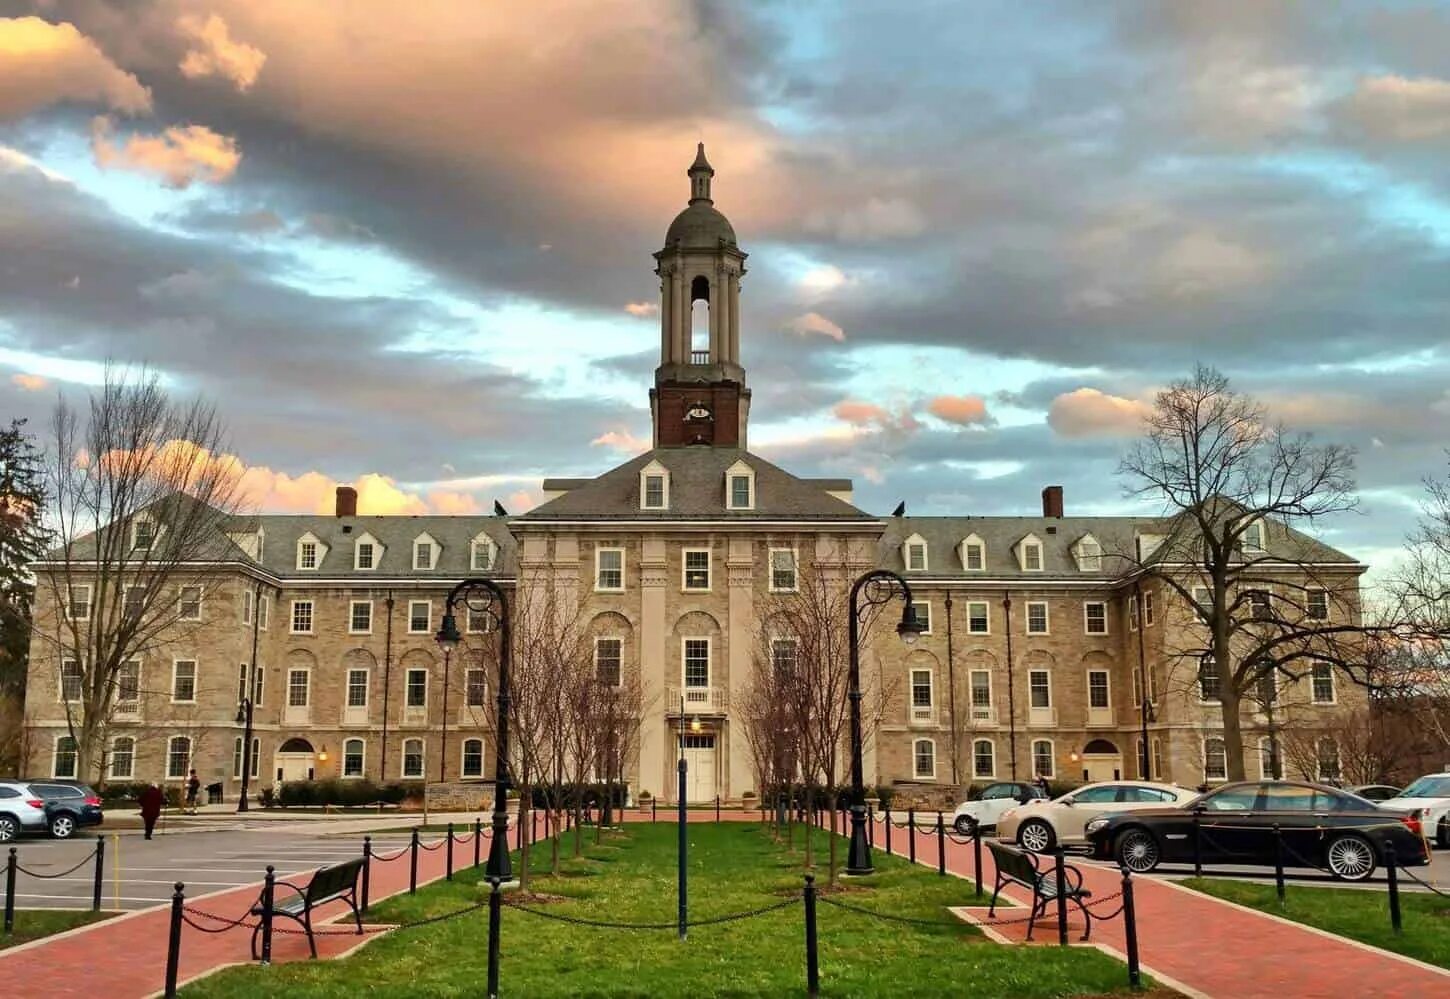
[434,576,511,882]
[846,569,925,876]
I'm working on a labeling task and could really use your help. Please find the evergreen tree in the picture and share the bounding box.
[0,418,47,700]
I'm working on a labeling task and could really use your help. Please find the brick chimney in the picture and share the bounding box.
[1041,485,1064,519]
[335,485,358,518]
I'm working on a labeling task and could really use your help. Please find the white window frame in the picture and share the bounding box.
[1087,669,1111,710]
[640,460,670,511]
[1306,588,1329,621]
[595,547,625,592]
[405,668,429,709]
[287,667,311,708]
[401,737,425,779]
[1203,737,1228,783]
[109,736,136,780]
[117,659,140,711]
[965,600,990,634]
[178,584,203,621]
[258,594,270,631]
[1198,657,1222,704]
[1316,738,1341,782]
[466,602,492,634]
[1128,593,1139,631]
[1310,662,1336,705]
[252,662,265,706]
[1028,668,1052,709]
[66,584,92,622]
[349,599,373,635]
[682,548,712,592]
[346,668,369,709]
[1031,739,1055,779]
[768,547,799,592]
[171,658,198,704]
[1241,519,1266,554]
[342,738,366,779]
[1083,601,1108,635]
[59,658,83,702]
[910,667,934,721]
[167,735,192,780]
[241,588,253,625]
[461,737,485,778]
[969,669,993,719]
[903,534,928,572]
[1143,589,1155,627]
[770,637,798,678]
[131,516,156,551]
[354,535,380,572]
[1018,534,1044,572]
[961,535,985,572]
[408,599,432,635]
[290,599,314,635]
[972,738,996,779]
[1257,736,1277,780]
[1025,600,1049,635]
[52,734,78,779]
[296,534,321,571]
[594,637,623,688]
[465,667,488,707]
[471,535,496,572]
[1191,585,1211,623]
[1074,534,1102,572]
[681,636,711,692]
[910,600,932,635]
[412,533,439,571]
[725,460,755,511]
[237,662,249,703]
[912,737,937,780]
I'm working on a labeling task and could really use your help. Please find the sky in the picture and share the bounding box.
[3,1,1450,582]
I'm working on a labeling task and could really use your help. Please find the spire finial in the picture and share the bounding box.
[688,143,714,204]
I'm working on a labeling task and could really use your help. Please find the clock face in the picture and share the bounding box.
[686,403,713,421]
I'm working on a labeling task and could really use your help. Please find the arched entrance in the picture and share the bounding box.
[1081,738,1123,783]
[275,737,316,783]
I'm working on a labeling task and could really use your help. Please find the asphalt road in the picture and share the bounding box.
[1069,844,1450,892]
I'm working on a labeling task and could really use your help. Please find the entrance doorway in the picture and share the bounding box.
[679,733,717,802]
[1081,738,1123,783]
[275,737,316,783]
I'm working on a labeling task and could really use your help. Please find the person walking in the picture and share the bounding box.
[185,770,202,814]
[139,783,163,840]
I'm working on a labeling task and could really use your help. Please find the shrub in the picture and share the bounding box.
[272,779,415,808]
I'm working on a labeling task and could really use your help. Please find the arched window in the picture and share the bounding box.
[690,276,711,358]
[462,738,485,778]
[53,735,78,779]
[343,738,366,778]
[402,738,425,779]
[1032,739,1055,779]
[912,739,936,780]
[167,736,192,779]
[973,739,995,779]
[110,736,135,780]
[1316,738,1340,782]
[1203,737,1227,782]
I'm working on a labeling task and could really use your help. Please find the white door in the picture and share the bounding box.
[275,752,314,783]
[681,734,717,803]
[1083,755,1122,783]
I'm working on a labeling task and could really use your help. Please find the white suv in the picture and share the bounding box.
[0,781,51,841]
[1379,773,1450,848]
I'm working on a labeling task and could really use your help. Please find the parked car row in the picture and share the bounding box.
[0,780,105,841]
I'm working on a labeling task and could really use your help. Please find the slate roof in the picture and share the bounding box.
[518,448,875,523]
[249,515,517,578]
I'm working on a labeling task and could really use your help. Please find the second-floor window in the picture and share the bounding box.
[288,669,309,707]
[291,600,314,634]
[466,668,487,707]
[1026,601,1049,634]
[1029,670,1051,708]
[1198,657,1221,703]
[172,659,197,702]
[966,601,989,634]
[771,638,797,678]
[595,638,622,686]
[347,669,368,708]
[597,548,624,591]
[406,668,428,708]
[970,671,991,715]
[1248,590,1273,621]
[769,549,797,591]
[178,586,202,621]
[60,659,83,702]
[408,600,431,634]
[67,585,91,621]
[910,669,933,716]
[1307,589,1328,620]
[910,601,931,634]
[1088,670,1110,709]
[683,639,710,689]
[1311,662,1336,704]
[683,550,711,591]
[350,600,372,634]
[1083,601,1107,634]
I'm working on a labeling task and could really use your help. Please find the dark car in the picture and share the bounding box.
[1085,780,1427,882]
[1349,784,1402,803]
[26,781,104,839]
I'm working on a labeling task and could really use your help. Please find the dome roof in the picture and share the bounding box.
[664,202,737,249]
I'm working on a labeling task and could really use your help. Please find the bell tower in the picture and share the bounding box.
[650,144,750,448]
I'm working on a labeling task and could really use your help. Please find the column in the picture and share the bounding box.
[670,266,685,363]
[709,262,723,362]
[728,272,741,365]
[638,537,668,798]
[725,537,754,799]
[659,276,671,363]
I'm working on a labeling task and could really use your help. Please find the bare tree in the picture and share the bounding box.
[35,366,250,783]
[1117,365,1384,781]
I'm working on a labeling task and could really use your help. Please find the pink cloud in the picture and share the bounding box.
[624,301,659,318]
[786,312,845,342]
[591,428,650,455]
[177,13,266,92]
[832,399,920,434]
[1047,388,1152,438]
[0,16,151,121]
[926,394,990,426]
[91,116,241,188]
[10,373,49,391]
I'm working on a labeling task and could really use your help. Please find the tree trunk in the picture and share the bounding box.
[803,789,815,871]
[1220,687,1247,781]
[516,791,530,892]
[550,807,560,874]
[828,805,839,885]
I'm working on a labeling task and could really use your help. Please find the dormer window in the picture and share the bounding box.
[725,459,755,511]
[960,534,985,571]
[1016,534,1044,571]
[903,534,928,572]
[353,532,381,571]
[1074,535,1102,572]
[1241,519,1265,554]
[412,533,440,571]
[132,517,155,551]
[640,460,669,511]
[471,534,496,572]
[296,532,328,572]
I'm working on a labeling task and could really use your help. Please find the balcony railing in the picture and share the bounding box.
[667,684,728,715]
[969,705,996,725]
[689,350,711,365]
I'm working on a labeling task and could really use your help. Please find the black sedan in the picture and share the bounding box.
[1084,780,1428,881]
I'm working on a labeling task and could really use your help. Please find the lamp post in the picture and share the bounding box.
[436,644,453,782]
[846,569,926,876]
[677,695,691,940]
[434,576,511,882]
[235,697,253,811]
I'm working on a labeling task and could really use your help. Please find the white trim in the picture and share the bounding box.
[405,667,429,710]
[342,737,366,779]
[407,599,432,635]
[348,599,373,635]
[1086,668,1111,712]
[912,737,937,780]
[241,588,253,625]
[1083,600,1108,635]
[1240,517,1266,554]
[971,737,996,779]
[903,533,929,572]
[1073,533,1103,572]
[400,737,426,779]
[286,666,312,708]
[460,737,486,778]
[1202,735,1228,783]
[1306,587,1329,621]
[170,658,198,704]
[965,600,991,634]
[1310,661,1337,705]
[1016,533,1044,572]
[1025,600,1050,635]
[594,636,624,688]
[258,594,270,631]
[130,515,156,552]
[595,546,626,592]
[1027,668,1052,709]
[65,584,92,622]
[960,534,985,572]
[166,734,192,780]
[1031,738,1056,779]
[640,459,670,511]
[681,548,712,592]
[910,599,933,635]
[353,533,382,571]
[52,733,78,779]
[108,735,136,780]
[296,532,326,571]
[1143,589,1155,627]
[909,666,934,723]
[290,598,314,634]
[470,533,497,572]
[58,657,82,702]
[681,636,711,691]
[177,583,204,621]
[345,667,370,710]
[725,459,755,511]
[968,669,993,720]
[412,532,440,571]
[767,547,799,592]
[464,666,489,707]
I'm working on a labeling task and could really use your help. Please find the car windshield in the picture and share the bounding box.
[1398,776,1450,799]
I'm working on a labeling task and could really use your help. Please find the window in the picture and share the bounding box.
[683,639,710,689]
[1191,585,1210,623]
[963,538,985,571]
[1128,594,1139,631]
[771,638,797,678]
[966,601,989,634]
[1083,601,1107,635]
[769,549,798,591]
[258,595,270,630]
[408,600,431,634]
[910,668,933,719]
[406,669,428,708]
[1032,740,1055,778]
[1316,738,1341,782]
[471,538,495,571]
[241,588,253,625]
[123,585,145,617]
[1248,590,1272,621]
[1152,738,1164,781]
[1026,601,1049,634]
[596,547,624,591]
[467,603,492,634]
[350,600,373,634]
[1258,737,1278,780]
[132,518,155,550]
[117,660,139,706]
[237,663,249,703]
[343,738,365,778]
[462,738,485,778]
[729,474,752,510]
[402,738,424,779]
[288,668,310,707]
[1088,670,1110,709]
[1022,541,1043,571]
[172,659,197,702]
[1242,520,1265,553]
[110,736,135,779]
[1306,589,1328,620]
[913,739,936,779]
[414,540,433,570]
[1143,590,1155,626]
[233,737,246,779]
[66,584,91,621]
[1133,665,1144,707]
[1198,657,1221,703]
[969,670,992,718]
[1204,738,1228,782]
[1029,670,1051,708]
[643,473,667,510]
[253,663,265,705]
[346,668,369,708]
[60,659,83,702]
[53,736,78,779]
[1077,537,1101,571]
[356,541,375,570]
[595,638,622,687]
[910,601,932,634]
[178,585,202,621]
[291,599,314,634]
[683,549,711,591]
[973,739,995,778]
[1311,662,1335,704]
[906,540,928,572]
[298,539,318,570]
[1255,669,1278,708]
[167,736,191,779]
[466,668,487,707]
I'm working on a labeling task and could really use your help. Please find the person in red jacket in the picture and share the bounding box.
[138,783,164,840]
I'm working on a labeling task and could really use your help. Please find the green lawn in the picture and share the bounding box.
[185,822,1142,998]
[0,909,118,949]
[1185,878,1450,970]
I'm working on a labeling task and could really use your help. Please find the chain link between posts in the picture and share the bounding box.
[15,845,101,879]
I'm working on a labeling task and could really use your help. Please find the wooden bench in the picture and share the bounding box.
[250,857,365,958]
[986,840,1094,941]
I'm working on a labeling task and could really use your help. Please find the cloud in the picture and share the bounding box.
[10,373,49,392]
[1340,74,1450,142]
[91,116,241,188]
[591,428,650,455]
[624,301,659,317]
[832,399,920,434]
[177,13,266,92]
[0,16,151,121]
[797,265,851,297]
[806,196,926,242]
[1047,388,1152,438]
[786,312,845,342]
[926,395,991,427]
[139,269,219,300]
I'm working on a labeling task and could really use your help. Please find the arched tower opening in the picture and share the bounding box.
[690,276,711,360]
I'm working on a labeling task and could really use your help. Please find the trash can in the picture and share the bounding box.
[206,781,224,805]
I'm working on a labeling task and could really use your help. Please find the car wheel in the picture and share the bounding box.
[1325,835,1377,881]
[1114,828,1161,873]
[49,814,75,840]
[0,816,17,842]
[954,816,976,836]
[1017,819,1056,853]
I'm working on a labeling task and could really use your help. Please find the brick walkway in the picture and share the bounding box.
[870,813,1450,999]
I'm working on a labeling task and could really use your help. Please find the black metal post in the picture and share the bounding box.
[93,837,104,912]
[716,795,720,823]
[937,812,946,875]
[439,647,451,783]
[1121,867,1140,988]
[4,848,15,934]
[885,807,893,856]
[238,580,263,813]
[973,821,983,897]
[1387,842,1402,934]
[410,828,419,893]
[446,822,454,881]
[487,876,502,999]
[475,818,483,868]
[362,836,372,913]
[164,882,184,998]
[804,874,820,998]
[652,796,657,823]
[1054,848,1068,945]
[1272,823,1285,907]
[678,696,688,941]
[867,805,874,848]
[516,806,524,850]
[908,809,917,864]
[1191,811,1202,878]
[260,866,275,964]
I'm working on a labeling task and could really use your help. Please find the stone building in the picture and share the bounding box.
[23,146,1367,802]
